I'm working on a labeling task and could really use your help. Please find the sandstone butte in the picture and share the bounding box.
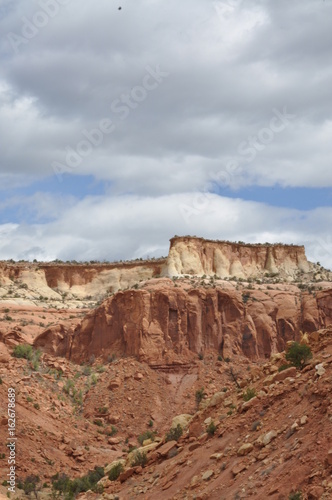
[0,236,332,500]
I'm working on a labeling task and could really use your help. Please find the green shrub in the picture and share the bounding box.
[17,475,41,497]
[138,430,155,445]
[148,419,154,427]
[217,355,223,361]
[52,467,104,498]
[82,366,91,376]
[195,388,205,405]
[289,492,302,500]
[63,379,75,395]
[12,344,34,360]
[106,426,118,436]
[93,419,103,427]
[207,421,217,435]
[285,342,312,369]
[242,387,257,402]
[108,462,124,481]
[131,450,147,467]
[165,424,183,442]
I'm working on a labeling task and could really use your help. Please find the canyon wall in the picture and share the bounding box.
[35,281,332,366]
[165,237,312,279]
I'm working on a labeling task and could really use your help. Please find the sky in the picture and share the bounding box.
[0,0,332,267]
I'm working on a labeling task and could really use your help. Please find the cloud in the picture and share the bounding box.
[0,0,332,264]
[0,193,331,269]
[0,0,332,193]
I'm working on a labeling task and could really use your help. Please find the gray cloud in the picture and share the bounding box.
[0,0,331,261]
[0,193,331,268]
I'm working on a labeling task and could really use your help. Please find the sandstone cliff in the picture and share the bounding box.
[35,280,332,366]
[166,236,313,279]
[0,259,166,305]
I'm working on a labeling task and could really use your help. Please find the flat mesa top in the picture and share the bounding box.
[169,236,305,250]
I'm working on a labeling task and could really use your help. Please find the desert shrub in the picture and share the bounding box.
[289,492,302,500]
[207,421,217,435]
[108,462,124,481]
[107,353,117,363]
[138,430,155,445]
[63,379,75,395]
[242,387,257,402]
[106,426,117,436]
[93,419,103,427]
[52,467,104,498]
[12,344,41,372]
[165,424,183,442]
[131,450,147,467]
[82,365,91,376]
[17,475,41,498]
[12,344,34,360]
[217,355,223,361]
[148,419,154,427]
[285,342,312,369]
[195,388,205,405]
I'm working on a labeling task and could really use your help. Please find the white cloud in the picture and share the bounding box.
[0,1,332,263]
[0,193,331,269]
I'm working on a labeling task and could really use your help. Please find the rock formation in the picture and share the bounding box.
[35,280,332,366]
[1,237,327,308]
[166,236,312,279]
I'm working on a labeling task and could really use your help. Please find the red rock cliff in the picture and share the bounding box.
[36,281,332,366]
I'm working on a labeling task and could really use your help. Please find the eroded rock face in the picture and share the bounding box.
[36,281,332,366]
[166,236,312,279]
